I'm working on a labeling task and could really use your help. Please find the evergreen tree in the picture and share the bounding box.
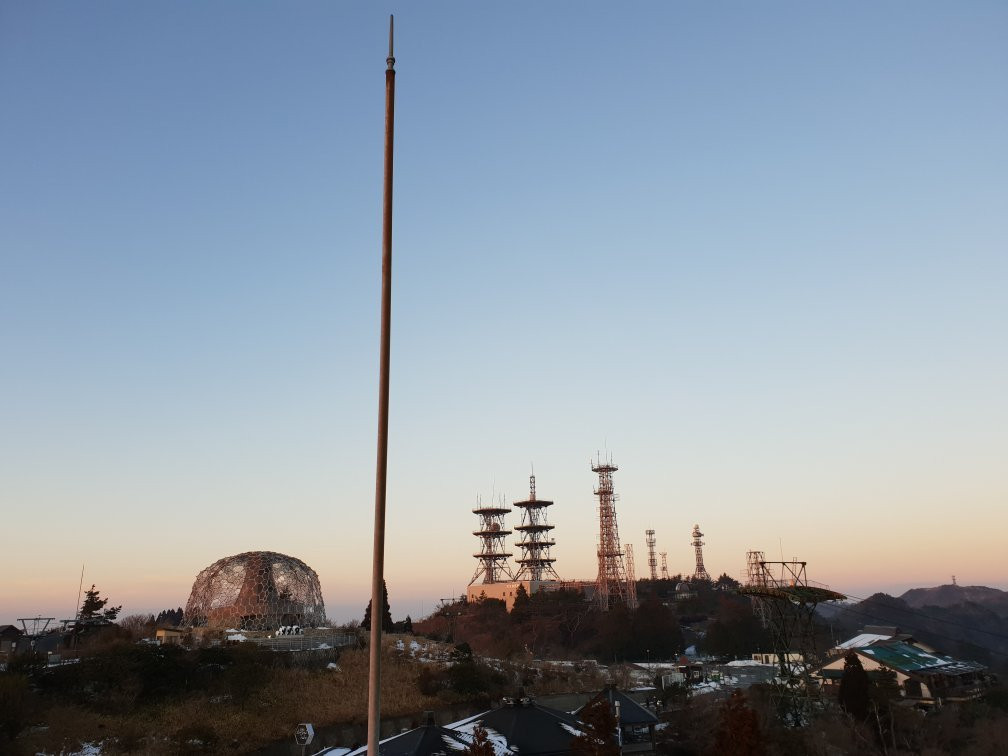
[838,652,870,720]
[361,579,394,632]
[571,695,619,755]
[714,573,741,590]
[78,584,121,624]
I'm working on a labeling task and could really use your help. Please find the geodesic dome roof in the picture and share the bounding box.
[184,551,326,631]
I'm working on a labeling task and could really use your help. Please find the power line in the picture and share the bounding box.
[835,590,1008,644]
[827,598,1008,662]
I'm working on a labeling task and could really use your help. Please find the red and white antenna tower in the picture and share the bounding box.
[469,496,514,585]
[645,529,658,581]
[513,473,561,582]
[691,523,711,581]
[592,454,636,610]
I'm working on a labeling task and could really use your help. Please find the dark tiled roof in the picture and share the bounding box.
[454,699,583,755]
[344,724,472,756]
[575,687,659,727]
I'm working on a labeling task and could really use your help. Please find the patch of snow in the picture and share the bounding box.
[449,722,511,755]
[227,633,247,641]
[726,659,772,667]
[56,742,104,755]
[560,722,585,737]
[835,633,893,650]
[326,662,341,670]
[441,733,468,751]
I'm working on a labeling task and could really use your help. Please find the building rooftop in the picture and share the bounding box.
[860,641,986,676]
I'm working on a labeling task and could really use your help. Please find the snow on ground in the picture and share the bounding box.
[226,633,247,641]
[38,743,104,755]
[726,659,773,667]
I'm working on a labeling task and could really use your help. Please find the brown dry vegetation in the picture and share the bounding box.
[11,637,456,754]
[9,633,614,755]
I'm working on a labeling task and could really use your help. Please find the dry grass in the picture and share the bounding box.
[18,636,455,754]
[16,634,618,754]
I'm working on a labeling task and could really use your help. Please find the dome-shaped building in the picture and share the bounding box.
[184,551,326,631]
[674,581,697,601]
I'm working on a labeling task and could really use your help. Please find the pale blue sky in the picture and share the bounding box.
[2,2,1005,623]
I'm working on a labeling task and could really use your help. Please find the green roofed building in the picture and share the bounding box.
[817,636,990,706]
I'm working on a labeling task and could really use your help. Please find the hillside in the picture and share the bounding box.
[900,584,1008,618]
[831,591,1008,674]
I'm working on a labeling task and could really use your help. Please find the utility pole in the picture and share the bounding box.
[367,15,396,755]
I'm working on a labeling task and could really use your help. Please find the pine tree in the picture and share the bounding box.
[78,584,121,624]
[361,579,394,632]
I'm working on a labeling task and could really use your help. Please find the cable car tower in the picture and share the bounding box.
[739,558,846,724]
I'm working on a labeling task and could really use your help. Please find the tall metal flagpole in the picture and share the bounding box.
[367,14,395,754]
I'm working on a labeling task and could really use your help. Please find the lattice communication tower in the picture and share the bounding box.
[739,558,846,725]
[592,455,636,610]
[746,550,769,627]
[660,552,670,580]
[469,496,515,585]
[691,523,711,581]
[624,542,639,608]
[513,473,561,582]
[645,529,658,581]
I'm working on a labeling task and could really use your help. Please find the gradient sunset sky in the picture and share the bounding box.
[2,2,1005,625]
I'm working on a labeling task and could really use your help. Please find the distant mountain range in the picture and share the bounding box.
[900,584,1008,618]
[822,584,1008,674]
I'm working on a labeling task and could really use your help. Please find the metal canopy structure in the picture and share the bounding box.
[739,558,846,724]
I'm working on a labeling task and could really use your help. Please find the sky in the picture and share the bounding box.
[1,2,1005,625]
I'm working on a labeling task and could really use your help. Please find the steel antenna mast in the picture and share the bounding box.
[367,14,396,754]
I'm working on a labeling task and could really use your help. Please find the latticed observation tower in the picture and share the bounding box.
[513,474,561,582]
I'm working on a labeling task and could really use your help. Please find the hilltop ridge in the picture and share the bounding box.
[899,584,1008,617]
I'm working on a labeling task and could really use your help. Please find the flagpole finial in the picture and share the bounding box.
[387,15,395,70]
